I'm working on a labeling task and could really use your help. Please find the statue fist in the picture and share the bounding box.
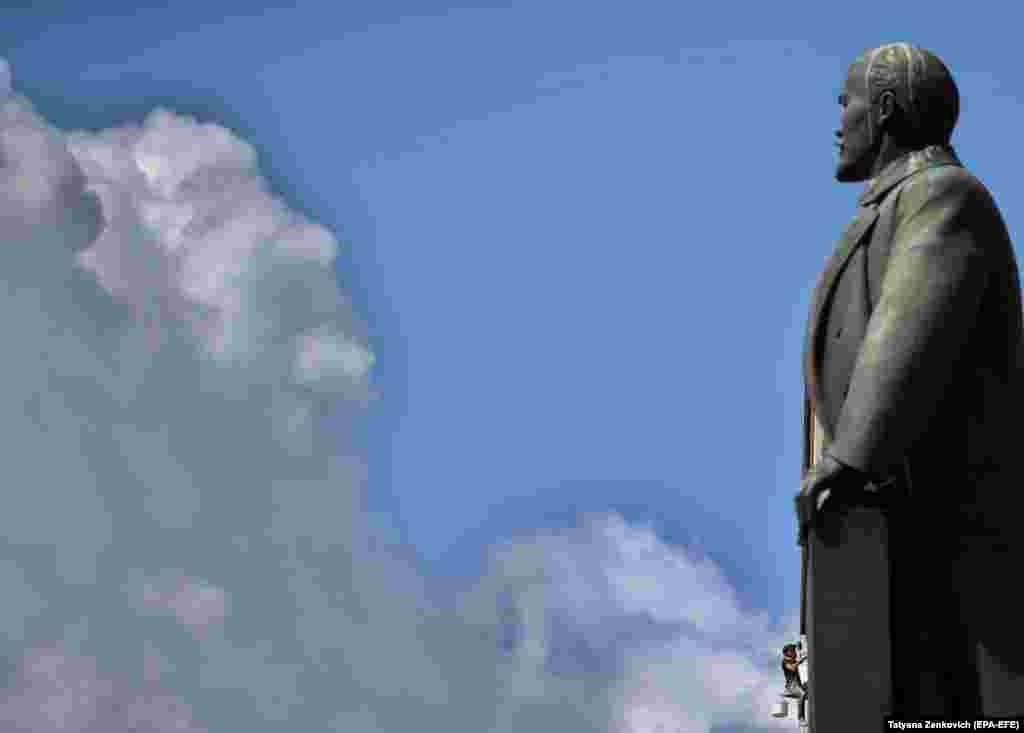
[795,453,865,544]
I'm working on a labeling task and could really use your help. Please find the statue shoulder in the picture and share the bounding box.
[895,164,1002,228]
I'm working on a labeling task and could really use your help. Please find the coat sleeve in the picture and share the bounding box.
[826,169,992,478]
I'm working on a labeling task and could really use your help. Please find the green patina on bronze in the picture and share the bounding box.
[797,43,1024,728]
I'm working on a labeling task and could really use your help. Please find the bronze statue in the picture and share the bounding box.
[796,43,1024,729]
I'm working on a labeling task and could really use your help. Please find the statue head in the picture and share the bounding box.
[835,43,959,182]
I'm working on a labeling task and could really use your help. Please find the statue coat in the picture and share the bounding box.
[802,144,1024,725]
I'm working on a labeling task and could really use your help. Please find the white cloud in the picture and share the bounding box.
[295,324,375,390]
[141,574,228,639]
[468,515,797,732]
[0,644,207,733]
[0,59,793,732]
[0,559,46,642]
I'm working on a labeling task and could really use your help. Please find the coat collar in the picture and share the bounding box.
[857,144,962,206]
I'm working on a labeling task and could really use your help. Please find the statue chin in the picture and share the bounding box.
[835,164,866,183]
[834,148,874,183]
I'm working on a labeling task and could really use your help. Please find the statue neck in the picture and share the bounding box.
[869,136,918,179]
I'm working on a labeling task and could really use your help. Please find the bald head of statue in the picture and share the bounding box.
[835,43,959,183]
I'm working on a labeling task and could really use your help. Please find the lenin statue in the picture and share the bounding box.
[796,43,1024,730]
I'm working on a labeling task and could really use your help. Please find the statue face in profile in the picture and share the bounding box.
[834,45,959,185]
[835,61,875,183]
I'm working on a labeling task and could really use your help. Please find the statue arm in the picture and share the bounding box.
[826,170,992,478]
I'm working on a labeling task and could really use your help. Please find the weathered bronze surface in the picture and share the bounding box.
[797,43,1024,729]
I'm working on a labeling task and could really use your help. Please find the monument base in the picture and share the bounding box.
[806,501,892,732]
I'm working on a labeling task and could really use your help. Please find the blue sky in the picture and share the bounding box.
[0,2,1021,731]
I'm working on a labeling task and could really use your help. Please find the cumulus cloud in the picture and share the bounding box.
[464,515,797,732]
[0,59,792,732]
[140,574,228,639]
[0,644,208,733]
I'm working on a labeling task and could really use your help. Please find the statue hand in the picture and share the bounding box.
[795,453,865,545]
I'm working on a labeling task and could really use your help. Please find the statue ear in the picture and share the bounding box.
[876,90,897,127]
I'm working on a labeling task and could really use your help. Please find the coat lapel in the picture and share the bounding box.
[802,144,963,444]
[804,204,879,417]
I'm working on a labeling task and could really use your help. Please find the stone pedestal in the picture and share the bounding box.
[805,502,893,732]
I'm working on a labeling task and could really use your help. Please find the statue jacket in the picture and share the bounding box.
[803,144,1024,542]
